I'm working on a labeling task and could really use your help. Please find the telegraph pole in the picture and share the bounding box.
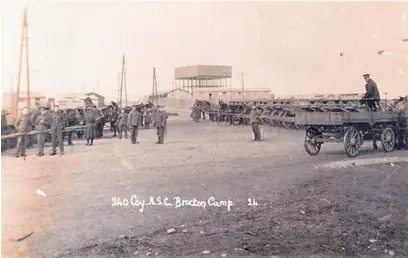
[119,55,128,107]
[15,8,31,115]
[241,72,245,101]
[152,67,158,105]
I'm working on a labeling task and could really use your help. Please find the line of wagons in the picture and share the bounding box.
[198,99,408,157]
[203,99,370,130]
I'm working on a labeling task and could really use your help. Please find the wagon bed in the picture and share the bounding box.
[295,110,408,157]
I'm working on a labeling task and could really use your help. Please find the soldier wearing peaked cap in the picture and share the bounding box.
[15,107,32,158]
[50,105,67,155]
[250,106,262,141]
[128,104,143,144]
[116,108,129,139]
[154,106,168,144]
[361,74,380,111]
[35,107,51,156]
[83,106,97,146]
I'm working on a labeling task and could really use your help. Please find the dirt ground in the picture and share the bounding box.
[2,113,408,258]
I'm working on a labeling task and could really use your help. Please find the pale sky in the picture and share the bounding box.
[1,0,408,101]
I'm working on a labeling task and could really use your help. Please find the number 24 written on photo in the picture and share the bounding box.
[248,198,259,206]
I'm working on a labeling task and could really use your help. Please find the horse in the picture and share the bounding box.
[65,108,85,144]
[99,103,120,137]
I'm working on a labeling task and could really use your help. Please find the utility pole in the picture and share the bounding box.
[15,7,31,115]
[117,73,120,103]
[119,54,128,107]
[241,72,245,101]
[152,67,158,105]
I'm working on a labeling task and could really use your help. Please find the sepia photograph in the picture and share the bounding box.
[1,0,408,257]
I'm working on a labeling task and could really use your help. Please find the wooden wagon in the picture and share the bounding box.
[295,110,408,157]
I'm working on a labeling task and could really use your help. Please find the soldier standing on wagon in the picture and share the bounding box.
[361,74,381,111]
[15,107,32,158]
[50,105,66,155]
[35,107,50,156]
[250,106,262,141]
[128,105,142,144]
[155,105,168,144]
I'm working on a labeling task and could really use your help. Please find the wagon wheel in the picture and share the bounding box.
[304,127,322,156]
[381,127,396,152]
[280,112,291,129]
[295,124,304,130]
[260,117,269,125]
[344,127,362,158]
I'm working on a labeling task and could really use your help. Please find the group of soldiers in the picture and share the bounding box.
[14,103,101,158]
[11,101,169,158]
[114,104,168,144]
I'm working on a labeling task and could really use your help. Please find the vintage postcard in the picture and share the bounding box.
[1,1,408,257]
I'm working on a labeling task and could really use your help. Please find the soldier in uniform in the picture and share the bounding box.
[84,106,96,146]
[217,103,222,125]
[144,108,152,129]
[50,105,66,155]
[128,105,142,144]
[155,105,168,144]
[250,106,262,141]
[191,104,200,123]
[116,109,129,139]
[35,107,51,156]
[361,74,381,111]
[15,107,32,158]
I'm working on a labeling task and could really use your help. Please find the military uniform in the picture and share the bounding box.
[217,105,222,125]
[361,75,381,111]
[250,107,262,141]
[128,107,142,144]
[15,113,32,157]
[50,110,66,155]
[117,112,129,139]
[155,108,168,144]
[84,108,96,145]
[144,110,152,129]
[191,105,200,122]
[35,110,51,156]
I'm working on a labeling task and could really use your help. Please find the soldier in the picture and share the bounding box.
[191,104,200,123]
[50,105,66,155]
[116,109,129,139]
[128,105,142,144]
[361,74,381,111]
[217,103,222,125]
[92,105,103,138]
[84,106,96,146]
[144,108,152,129]
[15,107,32,158]
[250,106,262,141]
[155,105,168,144]
[35,107,51,156]
[151,106,157,127]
